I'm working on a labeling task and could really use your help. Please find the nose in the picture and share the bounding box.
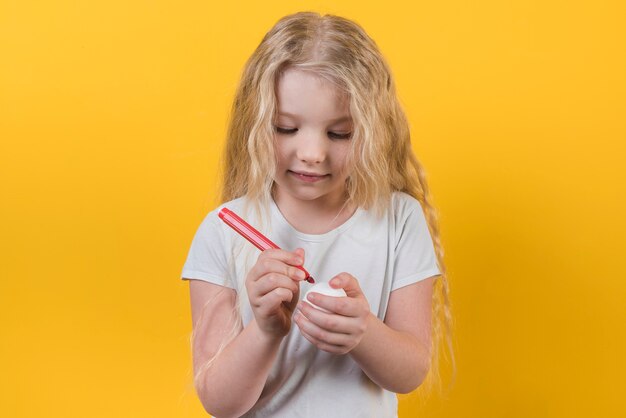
[296,131,327,164]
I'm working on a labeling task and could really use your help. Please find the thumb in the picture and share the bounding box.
[329,273,362,298]
[293,248,305,265]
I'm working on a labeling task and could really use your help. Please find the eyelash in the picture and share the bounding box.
[274,126,352,140]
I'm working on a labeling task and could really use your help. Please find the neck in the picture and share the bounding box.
[272,189,357,235]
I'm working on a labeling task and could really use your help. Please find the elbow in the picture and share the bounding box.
[198,387,252,418]
[197,390,223,418]
[199,400,243,418]
[395,359,431,394]
[195,370,255,418]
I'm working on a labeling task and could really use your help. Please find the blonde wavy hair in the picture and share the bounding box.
[193,11,456,402]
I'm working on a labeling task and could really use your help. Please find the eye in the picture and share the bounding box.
[274,126,298,135]
[328,131,352,140]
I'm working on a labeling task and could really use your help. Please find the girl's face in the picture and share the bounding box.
[272,68,353,211]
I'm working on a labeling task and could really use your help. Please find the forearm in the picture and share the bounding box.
[197,319,282,417]
[350,313,431,394]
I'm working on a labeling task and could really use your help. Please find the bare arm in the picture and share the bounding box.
[350,277,434,393]
[188,280,281,417]
[295,274,435,394]
[188,248,306,417]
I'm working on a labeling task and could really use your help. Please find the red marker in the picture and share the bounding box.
[218,207,315,283]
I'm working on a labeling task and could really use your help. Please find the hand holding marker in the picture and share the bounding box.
[219,209,348,319]
[218,208,315,284]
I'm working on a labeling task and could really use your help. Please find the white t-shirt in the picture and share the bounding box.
[181,192,441,418]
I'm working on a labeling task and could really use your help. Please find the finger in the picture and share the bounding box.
[254,272,299,297]
[256,287,296,315]
[305,291,360,317]
[297,326,341,353]
[261,248,304,267]
[250,256,307,283]
[298,299,349,330]
[293,247,305,263]
[294,311,350,352]
[329,272,363,298]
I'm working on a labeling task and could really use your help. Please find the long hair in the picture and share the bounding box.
[196,11,455,400]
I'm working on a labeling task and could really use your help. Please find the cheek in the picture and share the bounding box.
[333,144,352,173]
[274,143,289,166]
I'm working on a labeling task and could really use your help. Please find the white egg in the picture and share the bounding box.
[303,282,347,313]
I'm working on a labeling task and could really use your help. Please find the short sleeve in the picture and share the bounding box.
[392,196,441,291]
[180,211,234,289]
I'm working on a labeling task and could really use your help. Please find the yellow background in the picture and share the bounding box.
[1,0,624,417]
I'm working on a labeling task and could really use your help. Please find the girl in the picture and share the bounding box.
[181,11,454,418]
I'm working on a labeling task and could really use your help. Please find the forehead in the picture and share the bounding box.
[275,68,351,123]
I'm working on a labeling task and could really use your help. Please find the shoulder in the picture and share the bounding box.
[196,196,276,248]
[388,192,431,242]
[188,197,250,246]
[201,196,250,225]
[210,196,249,217]
[358,192,424,229]
[390,191,425,219]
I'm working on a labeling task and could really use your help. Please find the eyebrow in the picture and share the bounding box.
[277,112,352,124]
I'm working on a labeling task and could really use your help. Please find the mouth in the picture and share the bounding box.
[288,170,330,183]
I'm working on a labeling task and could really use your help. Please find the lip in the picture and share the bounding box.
[288,170,329,183]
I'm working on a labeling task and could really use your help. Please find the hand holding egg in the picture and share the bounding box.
[295,273,371,355]
[303,282,347,312]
